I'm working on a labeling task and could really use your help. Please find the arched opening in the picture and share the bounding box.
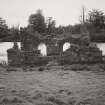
[38,43,47,56]
[97,43,105,55]
[63,42,71,52]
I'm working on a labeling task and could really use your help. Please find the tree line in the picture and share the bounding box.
[0,9,105,42]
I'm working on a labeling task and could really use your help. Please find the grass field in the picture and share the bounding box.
[0,65,105,105]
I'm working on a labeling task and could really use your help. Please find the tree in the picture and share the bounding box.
[9,26,20,41]
[71,24,81,34]
[54,26,64,34]
[28,9,46,33]
[0,17,8,38]
[86,9,105,32]
[46,17,56,34]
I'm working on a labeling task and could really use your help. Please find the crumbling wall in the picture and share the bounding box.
[7,27,104,66]
[59,43,103,64]
[7,48,22,66]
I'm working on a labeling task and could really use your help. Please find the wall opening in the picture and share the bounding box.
[38,43,47,56]
[63,42,71,52]
[96,43,105,55]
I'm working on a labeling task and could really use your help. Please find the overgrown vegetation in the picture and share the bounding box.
[0,9,105,42]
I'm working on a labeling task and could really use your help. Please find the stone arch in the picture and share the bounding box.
[38,43,47,56]
[63,42,71,52]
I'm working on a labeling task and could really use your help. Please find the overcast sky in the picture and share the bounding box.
[0,0,105,27]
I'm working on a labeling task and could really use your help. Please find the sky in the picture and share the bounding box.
[0,0,105,27]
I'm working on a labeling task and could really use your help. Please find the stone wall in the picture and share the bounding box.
[7,28,104,66]
[7,48,22,66]
[7,43,52,66]
[59,43,103,64]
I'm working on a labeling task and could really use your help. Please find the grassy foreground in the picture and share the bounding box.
[0,65,105,105]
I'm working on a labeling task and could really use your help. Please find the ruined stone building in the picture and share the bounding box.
[7,25,103,66]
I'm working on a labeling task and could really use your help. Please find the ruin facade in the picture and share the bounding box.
[7,25,103,66]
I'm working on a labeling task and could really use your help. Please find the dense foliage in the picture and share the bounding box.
[28,9,46,33]
[0,9,105,42]
[86,9,105,42]
[0,17,8,38]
